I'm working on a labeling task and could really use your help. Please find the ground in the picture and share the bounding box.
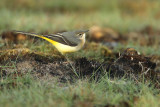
[0,0,160,107]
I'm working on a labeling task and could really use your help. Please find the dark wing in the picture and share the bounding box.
[14,30,82,46]
[43,33,78,46]
[60,32,81,45]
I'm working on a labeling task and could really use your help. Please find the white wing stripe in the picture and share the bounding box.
[44,34,70,45]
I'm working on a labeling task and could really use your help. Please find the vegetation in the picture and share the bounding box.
[0,73,159,107]
[0,0,160,107]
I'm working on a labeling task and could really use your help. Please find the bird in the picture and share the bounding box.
[15,30,88,54]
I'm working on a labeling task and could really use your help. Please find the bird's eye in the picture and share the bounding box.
[78,33,82,36]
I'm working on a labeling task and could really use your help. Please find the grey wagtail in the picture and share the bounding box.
[15,30,88,54]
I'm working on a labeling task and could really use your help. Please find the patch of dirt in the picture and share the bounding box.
[0,48,107,83]
[0,48,159,85]
[0,48,61,63]
[110,48,158,81]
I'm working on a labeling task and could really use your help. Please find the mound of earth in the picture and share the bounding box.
[0,48,159,85]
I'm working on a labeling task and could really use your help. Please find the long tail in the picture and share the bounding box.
[14,31,43,38]
[14,31,57,45]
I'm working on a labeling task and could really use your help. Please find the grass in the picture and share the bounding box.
[113,42,160,56]
[0,0,160,106]
[0,9,160,33]
[0,0,160,33]
[0,73,159,107]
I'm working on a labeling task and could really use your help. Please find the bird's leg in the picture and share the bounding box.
[61,52,79,78]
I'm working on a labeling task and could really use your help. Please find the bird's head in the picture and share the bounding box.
[75,30,89,40]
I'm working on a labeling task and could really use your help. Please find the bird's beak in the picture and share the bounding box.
[81,30,89,37]
[83,30,89,33]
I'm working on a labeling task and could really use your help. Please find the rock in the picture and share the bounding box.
[89,26,119,42]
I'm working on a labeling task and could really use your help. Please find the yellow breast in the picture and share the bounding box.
[36,35,84,54]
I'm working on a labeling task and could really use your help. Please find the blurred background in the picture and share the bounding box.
[0,0,160,32]
[0,0,160,55]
